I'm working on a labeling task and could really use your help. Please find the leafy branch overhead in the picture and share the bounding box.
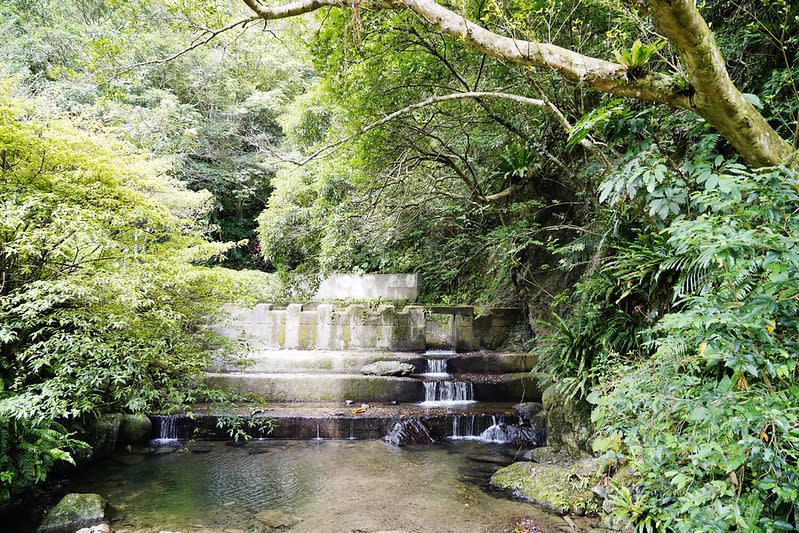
[241,0,796,167]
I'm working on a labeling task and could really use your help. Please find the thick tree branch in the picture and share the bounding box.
[634,0,796,166]
[243,0,798,166]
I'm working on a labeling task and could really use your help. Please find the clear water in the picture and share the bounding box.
[69,440,594,532]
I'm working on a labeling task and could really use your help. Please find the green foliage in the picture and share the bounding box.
[0,418,87,502]
[591,165,799,531]
[0,88,271,501]
[0,0,315,269]
[215,410,274,443]
[613,39,666,69]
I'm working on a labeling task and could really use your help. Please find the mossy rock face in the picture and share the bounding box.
[118,413,152,444]
[490,457,602,515]
[513,402,544,421]
[86,414,122,458]
[37,493,106,533]
[541,384,594,454]
[522,445,583,466]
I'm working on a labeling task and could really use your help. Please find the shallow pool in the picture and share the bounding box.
[70,439,598,532]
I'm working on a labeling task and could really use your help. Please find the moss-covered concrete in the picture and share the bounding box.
[206,372,423,402]
[490,457,602,515]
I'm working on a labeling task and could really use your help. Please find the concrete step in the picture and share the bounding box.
[213,350,536,375]
[152,401,544,441]
[205,372,540,403]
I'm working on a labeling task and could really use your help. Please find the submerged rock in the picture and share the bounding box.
[254,509,300,529]
[490,457,603,515]
[37,493,106,533]
[384,418,435,446]
[360,361,415,376]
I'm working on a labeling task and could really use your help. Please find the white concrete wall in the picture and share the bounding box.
[217,304,524,353]
[315,274,419,301]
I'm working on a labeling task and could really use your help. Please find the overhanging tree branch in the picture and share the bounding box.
[242,0,798,167]
[117,16,259,74]
[289,91,546,165]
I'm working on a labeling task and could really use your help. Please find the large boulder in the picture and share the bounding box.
[86,414,122,458]
[513,402,544,421]
[490,457,603,515]
[37,493,106,533]
[118,413,153,444]
[360,361,415,376]
[522,445,579,465]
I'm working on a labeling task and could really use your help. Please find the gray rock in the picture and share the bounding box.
[522,446,582,465]
[38,493,106,533]
[118,413,152,444]
[384,418,435,446]
[75,525,110,533]
[360,360,415,376]
[480,423,545,447]
[541,384,594,454]
[490,457,603,515]
[513,402,544,420]
[86,414,123,458]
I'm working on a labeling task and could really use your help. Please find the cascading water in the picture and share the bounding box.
[418,349,475,406]
[419,381,475,406]
[152,414,184,444]
[450,415,507,441]
[423,358,448,377]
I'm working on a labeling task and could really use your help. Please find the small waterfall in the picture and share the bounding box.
[451,415,476,439]
[478,416,507,443]
[419,381,475,406]
[348,420,356,440]
[450,415,506,440]
[314,423,322,441]
[152,414,184,444]
[423,358,448,377]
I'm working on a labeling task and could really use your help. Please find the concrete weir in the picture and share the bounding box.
[153,402,546,443]
[200,275,537,441]
[215,303,523,352]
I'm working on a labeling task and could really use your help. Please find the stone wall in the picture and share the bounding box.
[217,304,524,353]
[314,273,419,301]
